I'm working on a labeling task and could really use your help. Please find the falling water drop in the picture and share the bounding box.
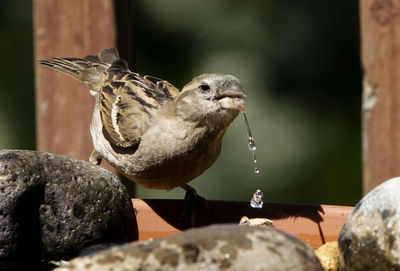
[248,137,256,151]
[242,111,260,174]
[250,189,263,208]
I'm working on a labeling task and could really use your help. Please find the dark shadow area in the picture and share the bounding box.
[142,198,334,245]
[119,174,137,198]
[115,0,134,67]
[13,185,44,260]
[0,185,45,270]
[143,199,325,229]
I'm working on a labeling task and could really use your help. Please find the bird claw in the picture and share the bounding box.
[179,184,209,227]
[89,149,102,165]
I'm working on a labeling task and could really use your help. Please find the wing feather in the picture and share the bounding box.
[100,59,180,148]
[40,48,180,150]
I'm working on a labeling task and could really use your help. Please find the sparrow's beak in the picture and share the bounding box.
[217,80,246,111]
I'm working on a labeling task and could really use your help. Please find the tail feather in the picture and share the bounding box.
[98,48,119,63]
[39,48,120,93]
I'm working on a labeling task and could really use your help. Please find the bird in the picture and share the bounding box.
[40,48,246,222]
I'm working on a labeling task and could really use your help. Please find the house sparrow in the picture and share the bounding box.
[40,48,246,200]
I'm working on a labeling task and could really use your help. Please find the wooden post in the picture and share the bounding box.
[34,0,116,160]
[361,0,400,194]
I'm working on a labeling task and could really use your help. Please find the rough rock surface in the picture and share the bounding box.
[339,177,400,270]
[55,224,323,271]
[0,150,137,264]
[238,216,275,227]
[315,241,339,271]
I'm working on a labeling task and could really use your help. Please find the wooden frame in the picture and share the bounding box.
[360,0,400,193]
[34,0,116,161]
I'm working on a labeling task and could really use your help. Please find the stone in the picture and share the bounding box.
[239,216,274,227]
[338,177,400,270]
[315,241,339,271]
[55,224,323,271]
[0,150,137,265]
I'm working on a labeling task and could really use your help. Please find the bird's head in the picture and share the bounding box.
[175,74,246,126]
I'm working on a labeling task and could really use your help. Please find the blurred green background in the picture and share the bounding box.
[0,1,361,205]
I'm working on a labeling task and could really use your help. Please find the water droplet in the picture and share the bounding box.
[250,189,263,208]
[252,152,259,174]
[242,112,260,174]
[248,137,257,151]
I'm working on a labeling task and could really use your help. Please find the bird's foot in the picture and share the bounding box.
[179,184,209,227]
[89,149,102,165]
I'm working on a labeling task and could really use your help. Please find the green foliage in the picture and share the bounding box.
[0,1,35,149]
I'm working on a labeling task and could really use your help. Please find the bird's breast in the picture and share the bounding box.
[122,122,225,190]
[91,107,227,190]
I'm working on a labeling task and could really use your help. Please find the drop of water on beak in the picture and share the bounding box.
[242,111,259,174]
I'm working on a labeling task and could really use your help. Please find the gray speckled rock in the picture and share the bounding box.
[0,149,137,264]
[339,177,400,270]
[55,224,323,271]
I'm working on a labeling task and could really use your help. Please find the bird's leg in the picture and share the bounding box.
[180,184,209,226]
[89,149,102,165]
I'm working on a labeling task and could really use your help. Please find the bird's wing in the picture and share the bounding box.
[99,59,180,148]
[39,48,120,92]
[40,48,180,149]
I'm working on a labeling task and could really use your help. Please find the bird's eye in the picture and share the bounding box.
[199,83,210,92]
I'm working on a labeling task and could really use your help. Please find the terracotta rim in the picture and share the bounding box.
[132,198,353,249]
